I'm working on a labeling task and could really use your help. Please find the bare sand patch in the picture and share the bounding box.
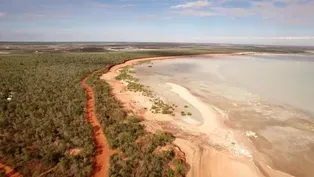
[166,82,222,131]
[0,51,10,54]
[174,138,264,177]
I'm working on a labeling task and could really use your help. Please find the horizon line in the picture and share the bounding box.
[1,41,314,48]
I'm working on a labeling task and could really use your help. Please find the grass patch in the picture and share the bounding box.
[151,99,175,115]
[117,65,176,115]
[90,72,187,176]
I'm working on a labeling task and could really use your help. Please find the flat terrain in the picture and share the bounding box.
[1,42,312,54]
[101,55,267,177]
[1,42,312,176]
[0,47,208,176]
[101,53,314,177]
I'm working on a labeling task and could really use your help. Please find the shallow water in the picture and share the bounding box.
[136,54,314,116]
[133,54,314,177]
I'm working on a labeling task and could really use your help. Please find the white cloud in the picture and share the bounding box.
[173,9,217,16]
[87,2,135,8]
[88,2,111,8]
[194,36,314,40]
[171,1,211,9]
[0,12,7,17]
[251,0,314,25]
[191,36,314,46]
[170,0,314,25]
[21,13,70,20]
[212,7,253,17]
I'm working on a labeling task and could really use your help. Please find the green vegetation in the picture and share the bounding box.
[116,65,176,115]
[89,70,189,176]
[115,66,138,82]
[115,66,154,97]
[0,53,102,176]
[173,159,189,176]
[138,60,152,65]
[184,105,188,108]
[0,50,198,176]
[181,110,191,116]
[151,99,175,115]
[126,81,154,97]
[1,45,304,176]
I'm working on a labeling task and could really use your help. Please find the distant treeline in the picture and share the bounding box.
[1,42,308,54]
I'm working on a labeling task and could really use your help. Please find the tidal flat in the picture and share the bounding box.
[132,54,314,177]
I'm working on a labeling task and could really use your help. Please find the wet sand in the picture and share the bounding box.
[133,54,314,177]
[100,54,306,177]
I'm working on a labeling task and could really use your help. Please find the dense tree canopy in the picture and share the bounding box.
[0,50,202,176]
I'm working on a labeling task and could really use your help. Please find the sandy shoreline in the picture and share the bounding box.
[101,54,294,177]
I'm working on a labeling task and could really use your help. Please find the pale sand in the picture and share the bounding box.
[166,83,252,156]
[101,54,294,177]
[167,82,223,132]
[174,138,263,177]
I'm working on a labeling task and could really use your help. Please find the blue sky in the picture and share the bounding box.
[0,0,314,45]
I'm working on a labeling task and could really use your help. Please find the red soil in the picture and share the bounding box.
[0,163,22,177]
[81,75,111,177]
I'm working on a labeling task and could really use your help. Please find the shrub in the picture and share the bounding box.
[1,50,201,176]
[174,159,190,176]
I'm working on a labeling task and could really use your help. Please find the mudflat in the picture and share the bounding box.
[101,53,314,177]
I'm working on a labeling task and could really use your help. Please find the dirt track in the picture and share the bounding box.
[81,74,111,177]
[0,163,22,177]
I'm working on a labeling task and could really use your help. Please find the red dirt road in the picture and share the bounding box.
[0,163,22,177]
[81,75,110,177]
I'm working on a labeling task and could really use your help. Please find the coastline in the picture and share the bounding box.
[101,54,295,177]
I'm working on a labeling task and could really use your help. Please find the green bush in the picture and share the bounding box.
[174,159,190,176]
[1,50,199,176]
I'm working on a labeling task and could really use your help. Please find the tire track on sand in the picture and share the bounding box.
[81,74,110,177]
